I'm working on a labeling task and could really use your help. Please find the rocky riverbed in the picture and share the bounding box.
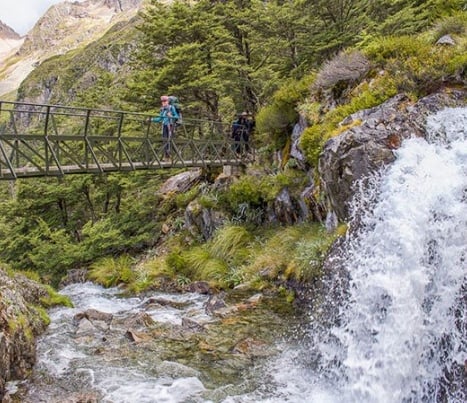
[5,282,306,402]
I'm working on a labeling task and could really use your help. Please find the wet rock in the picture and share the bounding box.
[73,309,113,333]
[232,337,274,358]
[120,312,155,329]
[181,317,207,332]
[142,297,189,309]
[319,89,467,221]
[125,328,152,344]
[59,269,88,287]
[48,391,101,403]
[204,292,227,315]
[185,281,212,294]
[76,318,97,335]
[73,309,113,325]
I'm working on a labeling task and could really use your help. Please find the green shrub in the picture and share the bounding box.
[88,254,135,287]
[364,35,429,66]
[431,13,467,42]
[300,125,327,167]
[256,74,315,152]
[364,33,465,95]
[225,174,283,212]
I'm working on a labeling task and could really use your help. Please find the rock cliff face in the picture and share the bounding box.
[318,88,467,223]
[0,269,50,400]
[0,22,24,76]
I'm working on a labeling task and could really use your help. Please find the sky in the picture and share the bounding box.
[1,0,85,36]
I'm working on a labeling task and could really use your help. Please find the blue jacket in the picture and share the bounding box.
[152,105,179,126]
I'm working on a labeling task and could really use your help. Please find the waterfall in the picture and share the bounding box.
[326,107,467,402]
[228,107,467,403]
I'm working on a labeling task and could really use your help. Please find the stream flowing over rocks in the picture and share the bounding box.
[8,283,303,402]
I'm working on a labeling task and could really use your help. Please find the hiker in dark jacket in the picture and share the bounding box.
[231,112,249,154]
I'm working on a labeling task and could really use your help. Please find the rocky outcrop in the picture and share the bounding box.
[0,269,50,400]
[318,88,467,223]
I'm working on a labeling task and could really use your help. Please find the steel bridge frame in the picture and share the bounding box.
[0,101,250,180]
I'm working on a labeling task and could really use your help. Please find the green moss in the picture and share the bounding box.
[7,313,34,340]
[40,285,73,308]
[30,304,51,327]
[174,185,200,208]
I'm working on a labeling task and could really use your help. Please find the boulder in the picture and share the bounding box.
[0,270,49,400]
[158,169,203,196]
[318,89,467,222]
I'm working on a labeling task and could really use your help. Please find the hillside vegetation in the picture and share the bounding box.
[2,0,466,297]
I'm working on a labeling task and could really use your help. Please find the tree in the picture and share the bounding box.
[130,0,243,121]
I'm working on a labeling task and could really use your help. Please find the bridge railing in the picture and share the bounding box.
[0,101,252,179]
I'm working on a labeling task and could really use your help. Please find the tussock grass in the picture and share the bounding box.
[129,256,175,293]
[87,222,343,295]
[88,254,135,288]
[210,225,252,262]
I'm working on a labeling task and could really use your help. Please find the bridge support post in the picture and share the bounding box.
[222,164,244,177]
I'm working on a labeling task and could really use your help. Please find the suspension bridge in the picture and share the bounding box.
[0,101,251,180]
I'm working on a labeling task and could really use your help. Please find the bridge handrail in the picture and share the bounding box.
[0,100,230,129]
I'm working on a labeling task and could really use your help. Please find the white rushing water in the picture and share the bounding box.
[330,107,467,403]
[28,282,210,402]
[226,107,467,403]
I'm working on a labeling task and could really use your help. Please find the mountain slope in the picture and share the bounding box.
[0,0,142,97]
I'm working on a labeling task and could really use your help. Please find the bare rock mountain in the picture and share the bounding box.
[0,0,143,97]
[0,21,23,59]
[0,21,21,40]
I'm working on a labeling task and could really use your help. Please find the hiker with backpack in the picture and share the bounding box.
[231,111,253,154]
[151,95,179,159]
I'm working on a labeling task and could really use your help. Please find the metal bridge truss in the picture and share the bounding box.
[0,101,250,180]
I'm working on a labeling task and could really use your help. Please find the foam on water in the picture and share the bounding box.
[31,282,209,402]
